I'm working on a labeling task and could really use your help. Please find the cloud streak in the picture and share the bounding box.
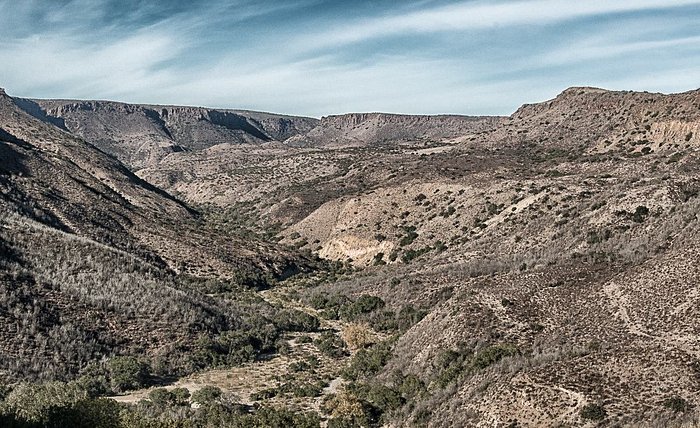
[0,0,698,117]
[302,0,700,48]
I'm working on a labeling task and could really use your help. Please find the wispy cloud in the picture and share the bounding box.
[1,32,184,98]
[538,35,700,66]
[0,0,698,116]
[302,0,700,48]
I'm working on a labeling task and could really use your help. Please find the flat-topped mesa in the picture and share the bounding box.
[558,86,610,97]
[512,86,615,119]
[297,112,505,147]
[319,113,502,133]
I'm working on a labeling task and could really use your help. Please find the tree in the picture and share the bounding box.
[191,386,222,405]
[108,357,150,393]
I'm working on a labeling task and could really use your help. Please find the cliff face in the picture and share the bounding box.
[465,87,700,154]
[18,99,320,169]
[287,112,505,147]
[17,97,506,165]
[0,90,309,279]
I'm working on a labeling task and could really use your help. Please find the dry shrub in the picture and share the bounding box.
[342,323,376,350]
[323,390,365,419]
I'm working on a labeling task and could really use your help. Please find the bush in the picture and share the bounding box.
[663,396,690,413]
[76,364,111,398]
[470,344,519,370]
[398,374,425,400]
[309,293,351,311]
[273,309,321,332]
[193,322,280,368]
[342,323,376,350]
[434,344,519,388]
[171,387,191,405]
[2,381,88,424]
[399,230,419,247]
[401,247,431,263]
[580,403,606,421]
[108,357,150,393]
[282,381,324,398]
[191,386,223,405]
[373,252,386,266]
[297,335,313,344]
[324,391,379,428]
[365,305,427,333]
[250,387,278,401]
[347,382,404,413]
[148,388,175,406]
[340,295,385,321]
[632,205,649,223]
[43,398,121,428]
[315,332,348,358]
[396,305,428,332]
[342,342,393,381]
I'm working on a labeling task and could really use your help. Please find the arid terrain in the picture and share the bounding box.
[1,85,700,427]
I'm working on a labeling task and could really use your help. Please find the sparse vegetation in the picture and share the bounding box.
[3,84,700,427]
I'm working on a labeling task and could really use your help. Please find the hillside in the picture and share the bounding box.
[286,113,504,147]
[1,86,700,427]
[20,98,320,168]
[0,87,313,385]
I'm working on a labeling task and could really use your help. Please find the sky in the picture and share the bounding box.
[0,0,699,117]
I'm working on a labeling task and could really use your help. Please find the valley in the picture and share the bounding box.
[1,85,700,427]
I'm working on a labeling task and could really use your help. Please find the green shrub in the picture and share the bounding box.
[342,342,393,381]
[297,335,313,344]
[108,356,150,393]
[4,382,87,424]
[340,295,385,321]
[434,240,447,252]
[45,398,121,428]
[663,396,690,413]
[273,309,320,332]
[148,388,175,406]
[171,387,191,405]
[399,230,419,246]
[282,381,324,398]
[191,386,223,405]
[398,374,425,400]
[401,247,431,263]
[366,305,427,333]
[580,403,606,420]
[632,205,649,223]
[309,293,351,311]
[348,382,404,413]
[315,331,348,358]
[250,387,279,401]
[373,252,386,266]
[470,344,519,370]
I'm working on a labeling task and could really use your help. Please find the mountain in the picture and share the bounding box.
[285,112,504,147]
[19,98,320,168]
[0,87,310,385]
[2,85,700,427]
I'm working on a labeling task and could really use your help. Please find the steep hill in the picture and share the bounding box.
[19,98,320,168]
[0,87,311,384]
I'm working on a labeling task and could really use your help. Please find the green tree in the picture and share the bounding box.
[191,386,222,405]
[108,357,150,393]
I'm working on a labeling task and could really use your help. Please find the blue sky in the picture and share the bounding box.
[0,0,699,117]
